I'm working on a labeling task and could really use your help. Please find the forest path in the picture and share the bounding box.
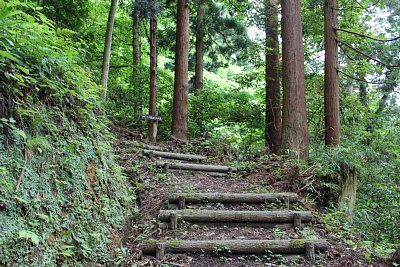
[113,137,389,267]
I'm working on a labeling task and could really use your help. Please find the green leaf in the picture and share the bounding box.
[18,230,40,245]
[0,50,18,62]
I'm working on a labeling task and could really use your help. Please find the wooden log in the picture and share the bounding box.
[158,210,312,223]
[159,222,311,229]
[143,150,207,161]
[170,212,178,230]
[142,239,329,255]
[168,193,298,204]
[294,212,302,230]
[156,161,237,173]
[178,196,185,210]
[139,143,163,151]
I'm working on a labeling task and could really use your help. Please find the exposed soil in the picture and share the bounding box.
[113,129,391,267]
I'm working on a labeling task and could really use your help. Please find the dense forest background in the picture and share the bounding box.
[0,0,399,265]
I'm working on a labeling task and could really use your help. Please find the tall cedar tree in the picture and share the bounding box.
[324,0,340,146]
[265,0,281,154]
[132,8,142,119]
[280,0,309,159]
[171,0,190,140]
[147,10,158,143]
[101,0,118,98]
[194,0,205,95]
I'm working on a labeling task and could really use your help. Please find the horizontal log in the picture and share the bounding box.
[139,143,163,151]
[158,210,312,223]
[143,150,207,161]
[158,222,311,230]
[156,161,237,173]
[142,239,329,255]
[168,193,298,204]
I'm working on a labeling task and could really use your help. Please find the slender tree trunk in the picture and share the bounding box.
[280,0,309,160]
[358,81,368,108]
[324,0,340,146]
[147,15,158,143]
[194,0,205,95]
[171,0,190,141]
[133,9,142,119]
[265,0,281,154]
[101,0,118,99]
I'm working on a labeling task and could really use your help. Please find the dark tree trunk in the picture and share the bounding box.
[358,81,368,108]
[101,0,118,99]
[194,0,205,95]
[324,0,340,146]
[147,15,158,143]
[132,9,142,119]
[280,0,309,160]
[171,0,190,141]
[265,0,281,154]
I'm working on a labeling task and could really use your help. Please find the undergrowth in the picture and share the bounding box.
[0,2,137,265]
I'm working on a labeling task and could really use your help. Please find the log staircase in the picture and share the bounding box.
[139,146,329,264]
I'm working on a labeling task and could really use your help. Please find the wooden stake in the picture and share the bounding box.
[170,212,178,230]
[285,196,290,209]
[294,212,302,230]
[156,243,166,260]
[178,196,185,210]
[306,242,316,263]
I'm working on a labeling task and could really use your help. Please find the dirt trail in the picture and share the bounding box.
[113,135,389,267]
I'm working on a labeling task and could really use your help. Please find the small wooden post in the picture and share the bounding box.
[285,196,290,209]
[170,212,178,230]
[164,163,170,171]
[156,243,166,260]
[294,212,302,230]
[306,242,316,263]
[178,196,186,210]
[149,150,154,160]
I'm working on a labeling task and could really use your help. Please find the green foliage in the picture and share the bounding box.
[0,1,136,265]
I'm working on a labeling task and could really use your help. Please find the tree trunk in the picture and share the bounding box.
[358,81,368,108]
[147,15,158,143]
[324,0,340,146]
[132,9,142,119]
[194,0,205,95]
[265,0,281,154]
[171,0,190,141]
[142,239,329,255]
[101,0,118,99]
[280,0,309,160]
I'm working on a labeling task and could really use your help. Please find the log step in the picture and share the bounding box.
[143,150,207,161]
[141,239,329,255]
[156,161,237,173]
[158,210,312,223]
[168,193,299,204]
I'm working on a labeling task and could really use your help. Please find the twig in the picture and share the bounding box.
[338,41,400,69]
[335,28,400,42]
[15,145,28,192]
[338,69,384,85]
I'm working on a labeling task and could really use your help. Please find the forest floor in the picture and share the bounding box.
[113,128,391,267]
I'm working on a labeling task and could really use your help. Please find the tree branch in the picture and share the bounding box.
[338,41,400,69]
[335,28,400,42]
[337,69,384,85]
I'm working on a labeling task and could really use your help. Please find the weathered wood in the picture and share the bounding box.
[306,242,316,262]
[159,222,311,229]
[178,196,186,210]
[158,210,312,223]
[170,212,178,230]
[156,161,237,173]
[140,143,163,151]
[143,150,207,161]
[294,212,302,230]
[168,193,299,204]
[156,243,165,260]
[142,239,329,255]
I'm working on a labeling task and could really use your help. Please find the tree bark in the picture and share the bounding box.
[338,165,357,224]
[168,192,299,203]
[142,239,329,255]
[147,15,158,143]
[158,210,312,223]
[265,0,281,154]
[156,161,237,173]
[101,0,118,99]
[194,0,205,95]
[132,9,142,119]
[324,0,340,146]
[171,0,190,141]
[280,0,309,160]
